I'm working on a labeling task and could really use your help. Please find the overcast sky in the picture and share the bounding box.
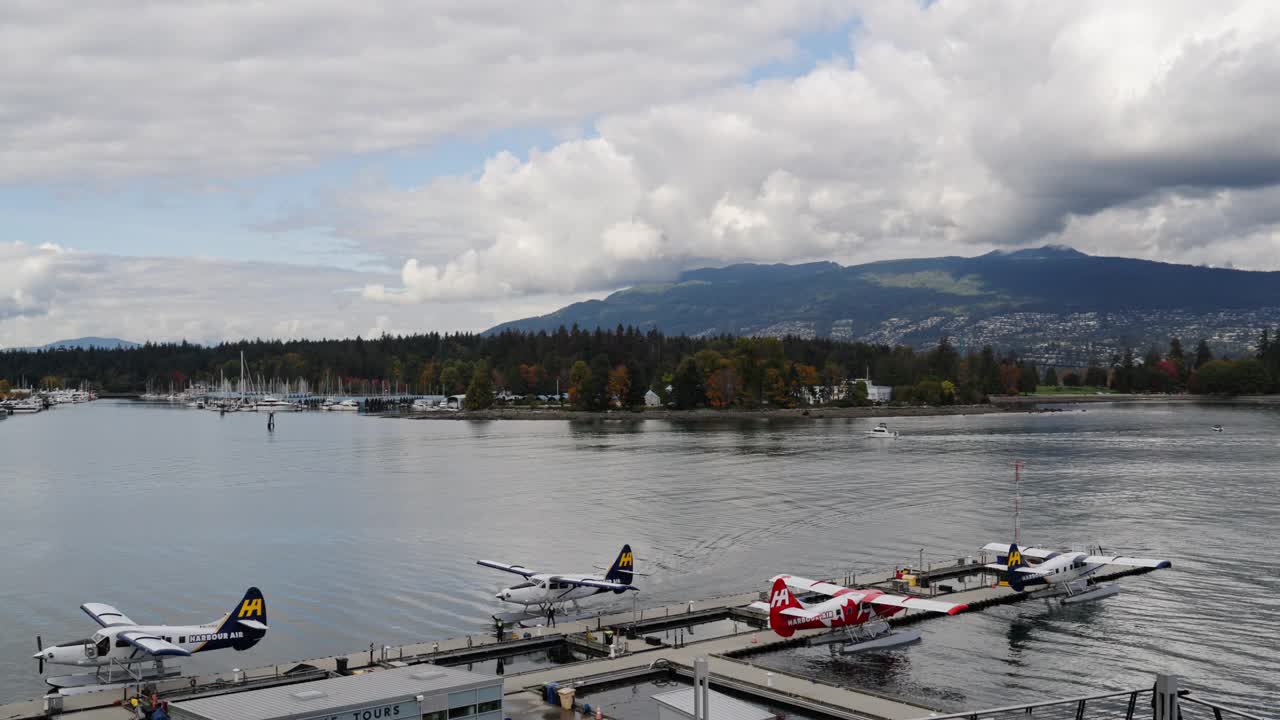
[4,1,1279,347]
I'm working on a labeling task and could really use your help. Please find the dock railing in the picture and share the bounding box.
[914,674,1273,720]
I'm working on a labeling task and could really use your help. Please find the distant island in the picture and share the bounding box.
[7,336,141,351]
[488,246,1280,366]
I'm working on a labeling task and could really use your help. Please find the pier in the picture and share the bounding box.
[0,561,1189,720]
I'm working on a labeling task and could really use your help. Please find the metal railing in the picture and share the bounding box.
[915,676,1274,720]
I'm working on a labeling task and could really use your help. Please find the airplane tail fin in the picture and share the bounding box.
[207,587,268,652]
[768,577,804,637]
[604,544,634,589]
[1006,544,1027,592]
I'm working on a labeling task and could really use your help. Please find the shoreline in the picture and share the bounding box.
[390,393,1280,421]
[392,404,1012,421]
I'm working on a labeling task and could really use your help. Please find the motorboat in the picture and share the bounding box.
[10,398,43,413]
[411,398,438,411]
[865,422,898,438]
[322,398,359,411]
[1211,424,1224,432]
[255,396,297,412]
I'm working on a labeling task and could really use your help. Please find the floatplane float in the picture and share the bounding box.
[34,588,268,693]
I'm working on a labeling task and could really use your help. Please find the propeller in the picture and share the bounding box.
[35,635,43,674]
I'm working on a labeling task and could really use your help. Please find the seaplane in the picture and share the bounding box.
[34,587,268,691]
[750,575,968,654]
[984,542,1172,604]
[478,545,638,624]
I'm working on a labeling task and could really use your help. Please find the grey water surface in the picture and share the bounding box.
[1,400,1276,709]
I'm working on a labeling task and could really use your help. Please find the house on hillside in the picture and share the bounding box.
[644,389,661,407]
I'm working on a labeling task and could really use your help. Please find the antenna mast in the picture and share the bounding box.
[1013,460,1024,545]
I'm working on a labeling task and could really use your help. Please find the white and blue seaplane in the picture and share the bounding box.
[34,588,268,692]
[984,543,1171,604]
[478,545,638,624]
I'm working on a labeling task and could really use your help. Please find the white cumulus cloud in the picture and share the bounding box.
[348,0,1280,304]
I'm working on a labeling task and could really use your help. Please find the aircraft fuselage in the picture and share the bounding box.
[38,622,253,668]
[496,574,611,609]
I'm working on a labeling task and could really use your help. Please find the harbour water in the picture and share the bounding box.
[1,401,1277,709]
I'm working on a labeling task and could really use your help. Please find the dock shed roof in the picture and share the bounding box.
[170,664,499,720]
[653,687,774,720]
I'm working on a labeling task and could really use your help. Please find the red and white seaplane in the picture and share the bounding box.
[751,575,968,654]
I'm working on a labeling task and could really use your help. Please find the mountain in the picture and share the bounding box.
[38,337,140,351]
[487,246,1280,366]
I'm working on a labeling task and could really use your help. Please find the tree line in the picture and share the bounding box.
[4,326,1278,407]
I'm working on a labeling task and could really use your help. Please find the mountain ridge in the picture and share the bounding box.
[487,247,1280,365]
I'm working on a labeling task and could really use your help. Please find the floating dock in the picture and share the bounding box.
[0,562,1169,720]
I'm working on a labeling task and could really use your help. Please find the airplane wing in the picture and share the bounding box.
[547,575,637,592]
[80,603,136,628]
[117,631,192,657]
[1082,555,1172,569]
[981,543,1059,560]
[772,575,859,598]
[476,560,538,578]
[775,575,966,615]
[866,594,969,615]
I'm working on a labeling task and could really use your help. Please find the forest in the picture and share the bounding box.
[2,325,1278,408]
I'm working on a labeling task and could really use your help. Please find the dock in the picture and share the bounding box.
[0,563,1170,720]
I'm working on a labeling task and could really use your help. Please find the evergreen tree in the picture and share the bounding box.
[1018,364,1039,394]
[979,346,1003,395]
[1043,367,1059,386]
[1168,337,1185,371]
[1084,364,1108,387]
[672,357,704,409]
[1113,348,1135,393]
[1194,339,1213,369]
[583,355,612,411]
[463,362,495,410]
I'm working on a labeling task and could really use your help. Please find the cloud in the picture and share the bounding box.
[0,0,847,182]
[346,0,1280,302]
[0,243,586,348]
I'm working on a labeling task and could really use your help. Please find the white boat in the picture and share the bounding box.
[322,399,358,412]
[11,398,43,413]
[1211,424,1224,432]
[865,422,898,438]
[411,398,437,411]
[254,396,297,412]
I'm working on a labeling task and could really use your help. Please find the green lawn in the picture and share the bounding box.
[1034,385,1112,395]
